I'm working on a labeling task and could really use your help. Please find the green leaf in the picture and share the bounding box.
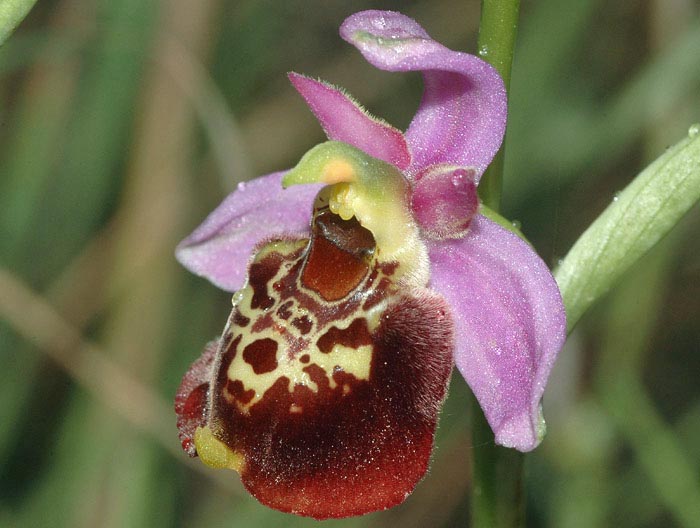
[0,0,38,46]
[555,125,700,330]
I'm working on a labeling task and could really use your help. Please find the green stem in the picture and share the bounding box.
[476,0,520,211]
[472,1,523,527]
[471,401,526,527]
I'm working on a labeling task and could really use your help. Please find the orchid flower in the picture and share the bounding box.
[174,10,566,520]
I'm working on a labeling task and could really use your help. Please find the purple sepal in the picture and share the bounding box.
[176,172,321,292]
[288,73,411,170]
[340,10,507,178]
[427,214,566,451]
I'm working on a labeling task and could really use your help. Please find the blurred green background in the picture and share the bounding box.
[0,0,698,527]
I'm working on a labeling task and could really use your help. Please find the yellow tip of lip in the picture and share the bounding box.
[322,159,356,184]
[194,426,245,472]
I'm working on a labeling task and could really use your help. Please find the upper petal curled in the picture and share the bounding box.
[427,214,566,451]
[340,10,507,178]
[176,171,322,292]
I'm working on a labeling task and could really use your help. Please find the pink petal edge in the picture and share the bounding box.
[427,214,566,451]
[340,10,507,179]
[288,73,411,170]
[176,172,321,292]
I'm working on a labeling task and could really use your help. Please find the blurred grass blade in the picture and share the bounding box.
[596,232,700,528]
[0,31,83,74]
[617,400,700,526]
[0,0,38,46]
[0,0,84,480]
[555,127,700,330]
[506,16,700,204]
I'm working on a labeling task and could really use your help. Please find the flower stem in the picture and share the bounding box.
[476,0,520,211]
[472,1,524,527]
[470,400,525,527]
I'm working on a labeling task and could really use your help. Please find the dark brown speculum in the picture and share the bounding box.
[301,208,375,301]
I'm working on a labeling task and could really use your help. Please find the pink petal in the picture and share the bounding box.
[427,214,566,451]
[176,172,321,292]
[411,164,478,240]
[340,10,507,179]
[288,73,411,170]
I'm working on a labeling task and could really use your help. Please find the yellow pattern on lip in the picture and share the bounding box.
[194,426,245,472]
[223,240,384,415]
[225,338,374,412]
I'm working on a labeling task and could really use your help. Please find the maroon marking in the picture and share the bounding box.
[279,334,309,360]
[249,253,284,310]
[302,363,331,391]
[263,256,305,305]
[227,379,255,404]
[277,300,293,320]
[218,335,241,376]
[251,312,274,333]
[316,318,372,354]
[243,338,279,374]
[299,354,310,364]
[233,312,250,327]
[362,277,393,311]
[176,383,208,455]
[365,267,378,288]
[291,315,313,335]
[378,261,399,276]
[212,334,244,409]
[332,368,364,393]
[175,339,218,457]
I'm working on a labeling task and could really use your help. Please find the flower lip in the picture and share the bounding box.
[177,178,456,518]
